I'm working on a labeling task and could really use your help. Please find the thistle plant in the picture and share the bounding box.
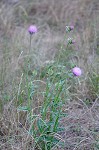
[17,24,82,150]
[17,25,38,117]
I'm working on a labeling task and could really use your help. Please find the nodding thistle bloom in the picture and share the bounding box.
[72,67,82,76]
[28,25,37,35]
[66,25,74,32]
[67,37,75,45]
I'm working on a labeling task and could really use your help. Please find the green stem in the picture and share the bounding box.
[28,34,32,70]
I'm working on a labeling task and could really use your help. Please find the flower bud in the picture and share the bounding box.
[66,25,74,32]
[67,38,75,45]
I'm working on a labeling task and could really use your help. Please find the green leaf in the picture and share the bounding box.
[95,143,99,149]
[37,118,47,133]
[53,113,60,132]
[17,106,30,111]
[27,114,39,122]
[60,113,68,117]
[57,127,65,132]
[29,125,35,136]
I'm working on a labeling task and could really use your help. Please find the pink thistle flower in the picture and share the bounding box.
[28,25,37,34]
[72,67,82,76]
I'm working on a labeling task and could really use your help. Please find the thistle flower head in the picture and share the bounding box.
[72,67,82,76]
[28,25,37,35]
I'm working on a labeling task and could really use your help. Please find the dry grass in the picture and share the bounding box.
[0,0,99,149]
